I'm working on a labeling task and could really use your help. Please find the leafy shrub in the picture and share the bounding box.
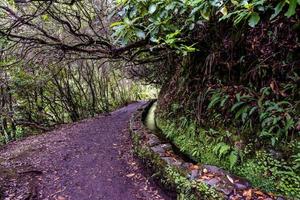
[113,0,300,54]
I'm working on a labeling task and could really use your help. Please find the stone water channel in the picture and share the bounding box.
[141,101,281,199]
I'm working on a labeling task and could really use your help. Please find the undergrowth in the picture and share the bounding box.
[130,116,223,200]
[156,116,300,198]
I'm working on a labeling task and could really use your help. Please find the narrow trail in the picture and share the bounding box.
[0,102,174,200]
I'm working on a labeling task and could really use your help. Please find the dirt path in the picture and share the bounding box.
[0,102,174,200]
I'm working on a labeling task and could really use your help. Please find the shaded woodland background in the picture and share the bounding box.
[0,0,158,143]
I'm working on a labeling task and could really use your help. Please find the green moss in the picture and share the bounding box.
[156,117,231,168]
[156,116,300,199]
[129,115,223,200]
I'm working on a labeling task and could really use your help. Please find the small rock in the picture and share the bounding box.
[189,169,199,180]
[147,134,160,147]
[161,157,182,166]
[234,181,250,190]
[161,143,172,150]
[204,177,220,186]
[180,162,193,170]
[276,197,285,200]
[216,181,235,195]
[202,164,226,175]
[219,186,234,196]
[151,145,165,155]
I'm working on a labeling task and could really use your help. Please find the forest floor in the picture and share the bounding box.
[0,102,174,200]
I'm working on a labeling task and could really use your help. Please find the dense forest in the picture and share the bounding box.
[0,0,157,144]
[0,0,299,199]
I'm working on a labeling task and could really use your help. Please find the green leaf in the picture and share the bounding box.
[220,6,228,16]
[208,93,221,109]
[213,143,222,155]
[249,106,257,116]
[285,0,297,17]
[189,23,195,30]
[116,0,127,4]
[110,21,124,28]
[41,14,49,21]
[236,93,241,101]
[219,144,231,158]
[220,95,229,107]
[213,142,231,159]
[135,29,146,39]
[229,151,238,169]
[149,4,157,14]
[248,12,260,27]
[200,8,210,20]
[231,0,239,5]
[270,1,286,20]
[234,106,249,120]
[231,101,245,112]
[271,137,276,146]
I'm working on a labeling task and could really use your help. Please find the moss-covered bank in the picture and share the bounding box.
[129,105,224,200]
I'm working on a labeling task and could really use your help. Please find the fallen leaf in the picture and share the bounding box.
[56,196,66,200]
[126,173,135,178]
[243,189,252,200]
[189,165,200,170]
[226,175,234,184]
[199,175,211,180]
[254,190,264,196]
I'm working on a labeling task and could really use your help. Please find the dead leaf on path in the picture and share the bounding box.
[199,175,211,180]
[189,164,200,170]
[226,174,234,184]
[56,195,66,200]
[243,189,252,200]
[230,195,242,200]
[126,173,135,178]
[254,190,264,196]
[267,192,275,197]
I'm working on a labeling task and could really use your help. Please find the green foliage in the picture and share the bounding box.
[206,86,299,148]
[244,151,300,197]
[114,0,299,198]
[130,118,222,199]
[112,0,300,54]
[213,142,231,159]
[259,100,296,145]
[212,142,239,169]
[0,60,158,144]
[156,115,300,198]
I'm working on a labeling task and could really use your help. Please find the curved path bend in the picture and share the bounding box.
[0,102,174,200]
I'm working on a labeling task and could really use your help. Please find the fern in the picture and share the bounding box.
[229,150,239,169]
